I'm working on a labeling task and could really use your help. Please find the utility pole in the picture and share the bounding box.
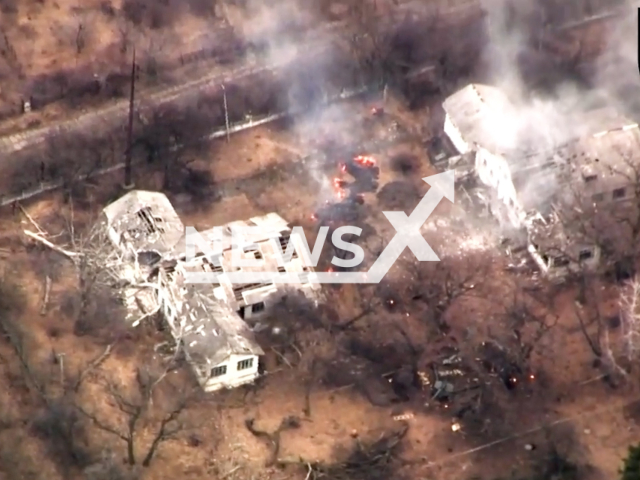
[124,48,136,189]
[221,84,230,143]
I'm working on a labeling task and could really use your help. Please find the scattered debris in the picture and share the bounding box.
[24,229,79,258]
[436,368,465,377]
[278,423,409,480]
[433,380,455,393]
[442,355,462,365]
[417,371,430,388]
[392,413,414,421]
[40,275,51,316]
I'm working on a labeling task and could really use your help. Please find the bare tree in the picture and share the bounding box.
[46,132,120,189]
[77,367,194,466]
[0,276,48,400]
[571,277,629,384]
[493,285,559,367]
[83,450,138,480]
[0,274,113,472]
[71,221,129,336]
[6,128,121,199]
[344,0,399,87]
[556,144,640,277]
[22,207,151,339]
[134,100,215,195]
[403,254,490,333]
[618,276,640,362]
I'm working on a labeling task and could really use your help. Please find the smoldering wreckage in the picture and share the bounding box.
[17,78,640,474]
[438,83,640,281]
[23,78,640,385]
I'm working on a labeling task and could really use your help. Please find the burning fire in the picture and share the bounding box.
[314,154,378,224]
[332,177,348,200]
[354,155,376,168]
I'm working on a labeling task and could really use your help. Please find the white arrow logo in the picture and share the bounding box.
[184,171,454,284]
[361,170,453,283]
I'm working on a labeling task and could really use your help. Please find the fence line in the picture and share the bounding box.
[0,85,370,208]
[0,44,333,157]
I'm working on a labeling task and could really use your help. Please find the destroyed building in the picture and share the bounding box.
[102,189,185,263]
[526,212,601,279]
[442,83,640,279]
[102,190,320,392]
[185,213,321,320]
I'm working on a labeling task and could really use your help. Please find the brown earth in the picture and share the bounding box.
[0,92,638,480]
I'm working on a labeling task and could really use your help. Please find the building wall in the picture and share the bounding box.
[107,226,120,248]
[527,243,601,281]
[444,114,470,154]
[203,354,260,392]
[157,285,180,333]
[475,147,524,228]
[444,112,525,228]
[154,284,262,393]
[215,227,321,318]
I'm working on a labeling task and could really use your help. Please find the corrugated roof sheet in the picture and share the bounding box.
[102,190,184,255]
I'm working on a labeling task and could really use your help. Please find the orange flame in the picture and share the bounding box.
[354,155,376,167]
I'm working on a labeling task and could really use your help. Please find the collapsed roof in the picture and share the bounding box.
[443,84,521,155]
[171,280,264,367]
[443,84,639,163]
[102,190,319,372]
[198,212,291,254]
[102,190,184,256]
[526,211,593,254]
[444,84,640,208]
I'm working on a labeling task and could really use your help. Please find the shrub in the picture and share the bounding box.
[620,443,640,480]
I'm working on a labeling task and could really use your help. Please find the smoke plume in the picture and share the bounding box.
[465,0,639,228]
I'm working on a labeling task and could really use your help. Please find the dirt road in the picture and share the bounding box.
[0,0,487,158]
[0,38,335,158]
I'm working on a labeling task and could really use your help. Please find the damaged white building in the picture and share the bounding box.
[101,190,320,392]
[442,83,640,279]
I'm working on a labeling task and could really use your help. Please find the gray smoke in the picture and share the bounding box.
[220,0,362,200]
[467,0,639,227]
[591,1,640,115]
[480,0,593,144]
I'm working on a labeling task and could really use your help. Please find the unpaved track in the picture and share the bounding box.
[0,0,483,159]
[0,31,337,157]
[0,0,618,161]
